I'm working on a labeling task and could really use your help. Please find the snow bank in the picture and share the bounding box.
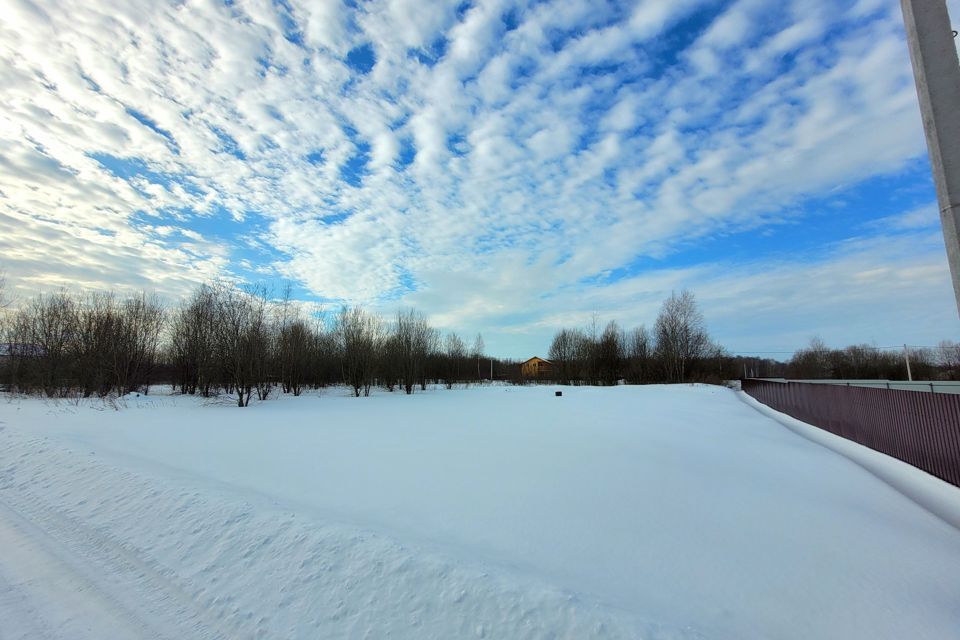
[0,426,658,639]
[1,385,959,639]
[738,390,960,531]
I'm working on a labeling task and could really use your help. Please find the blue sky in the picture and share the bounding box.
[1,0,959,358]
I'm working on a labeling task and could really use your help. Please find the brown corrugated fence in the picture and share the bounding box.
[741,379,960,488]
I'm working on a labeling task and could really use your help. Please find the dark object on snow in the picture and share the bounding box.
[555,391,562,397]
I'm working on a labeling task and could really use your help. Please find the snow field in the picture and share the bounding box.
[1,384,959,639]
[0,426,653,639]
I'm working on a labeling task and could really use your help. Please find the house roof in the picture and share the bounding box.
[522,356,553,365]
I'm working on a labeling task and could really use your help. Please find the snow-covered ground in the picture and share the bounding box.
[0,384,958,639]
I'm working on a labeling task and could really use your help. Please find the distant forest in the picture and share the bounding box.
[0,278,958,407]
[545,294,960,385]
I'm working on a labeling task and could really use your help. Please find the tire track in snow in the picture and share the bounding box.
[0,491,227,640]
[0,433,227,640]
[0,497,153,640]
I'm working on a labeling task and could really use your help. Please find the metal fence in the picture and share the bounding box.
[741,378,960,487]
[752,378,960,395]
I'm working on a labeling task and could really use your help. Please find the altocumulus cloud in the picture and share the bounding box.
[0,0,958,356]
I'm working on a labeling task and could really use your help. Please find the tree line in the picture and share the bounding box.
[0,283,782,399]
[546,290,725,385]
[543,292,960,384]
[3,277,956,404]
[784,337,960,381]
[0,282,503,406]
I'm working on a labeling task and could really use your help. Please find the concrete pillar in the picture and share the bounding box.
[901,0,960,317]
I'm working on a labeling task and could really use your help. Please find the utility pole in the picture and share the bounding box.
[904,344,914,381]
[901,0,960,317]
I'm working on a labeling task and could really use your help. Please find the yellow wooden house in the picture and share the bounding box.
[521,356,554,379]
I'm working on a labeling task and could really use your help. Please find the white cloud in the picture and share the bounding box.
[0,0,955,355]
[867,203,940,231]
[628,0,716,40]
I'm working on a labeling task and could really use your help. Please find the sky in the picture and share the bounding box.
[1,0,959,359]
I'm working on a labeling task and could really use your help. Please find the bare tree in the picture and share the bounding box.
[169,285,219,396]
[787,337,833,379]
[73,292,117,397]
[17,292,79,396]
[908,346,937,380]
[419,326,439,390]
[112,293,165,396]
[378,332,401,392]
[574,314,604,384]
[472,333,485,381]
[596,320,623,385]
[0,273,7,387]
[395,308,433,394]
[0,272,7,347]
[337,306,382,397]
[275,284,294,394]
[937,340,960,379]
[654,290,710,383]
[248,287,274,402]
[279,319,313,396]
[310,325,339,389]
[443,332,466,389]
[624,326,651,384]
[0,271,8,315]
[211,284,269,407]
[548,328,579,385]
[394,309,416,394]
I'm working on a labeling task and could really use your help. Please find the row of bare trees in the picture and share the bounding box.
[786,338,960,380]
[547,290,719,385]
[0,282,498,406]
[166,285,495,403]
[2,292,165,398]
[168,284,274,406]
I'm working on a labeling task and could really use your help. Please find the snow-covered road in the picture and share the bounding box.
[0,490,224,640]
[1,384,958,639]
